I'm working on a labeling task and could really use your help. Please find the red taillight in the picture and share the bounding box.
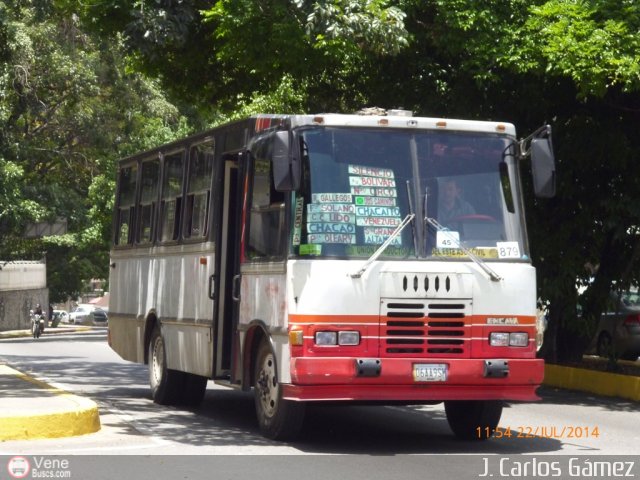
[623,314,640,326]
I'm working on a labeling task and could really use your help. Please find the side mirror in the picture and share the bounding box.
[272,131,301,191]
[530,129,556,198]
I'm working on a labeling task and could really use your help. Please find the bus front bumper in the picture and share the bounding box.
[285,357,543,402]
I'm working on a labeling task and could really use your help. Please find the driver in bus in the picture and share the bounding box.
[438,179,475,225]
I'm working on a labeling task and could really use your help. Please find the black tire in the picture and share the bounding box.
[254,340,305,440]
[597,332,613,358]
[148,326,185,405]
[180,372,208,407]
[32,322,39,339]
[445,400,503,440]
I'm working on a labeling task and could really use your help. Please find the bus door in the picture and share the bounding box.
[214,154,241,379]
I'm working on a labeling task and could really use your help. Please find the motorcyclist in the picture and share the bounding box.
[32,303,45,335]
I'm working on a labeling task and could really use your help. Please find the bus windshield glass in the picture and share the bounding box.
[294,127,528,261]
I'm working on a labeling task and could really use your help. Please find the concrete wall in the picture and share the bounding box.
[0,261,48,331]
[0,261,46,290]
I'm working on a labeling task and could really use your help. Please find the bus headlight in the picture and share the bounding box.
[314,331,360,346]
[315,331,337,346]
[338,331,360,346]
[489,332,529,347]
[489,332,509,347]
[508,332,529,347]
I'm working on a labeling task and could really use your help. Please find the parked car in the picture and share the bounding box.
[590,289,640,361]
[52,309,69,325]
[68,304,109,326]
[91,308,108,326]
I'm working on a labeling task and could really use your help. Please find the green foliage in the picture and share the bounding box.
[524,1,640,97]
[214,75,308,124]
[0,2,197,301]
[63,0,410,114]
[303,0,408,55]
[431,0,640,99]
[0,158,45,231]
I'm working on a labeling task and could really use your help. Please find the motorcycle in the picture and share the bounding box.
[30,311,45,339]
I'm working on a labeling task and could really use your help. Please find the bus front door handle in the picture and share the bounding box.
[232,274,241,302]
[208,274,216,300]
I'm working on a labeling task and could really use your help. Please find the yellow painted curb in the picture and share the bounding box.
[0,365,101,441]
[544,364,640,402]
[0,327,93,339]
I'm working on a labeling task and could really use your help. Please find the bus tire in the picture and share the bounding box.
[180,373,208,406]
[148,326,183,405]
[254,340,305,441]
[444,400,503,440]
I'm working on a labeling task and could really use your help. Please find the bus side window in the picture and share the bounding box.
[246,150,285,261]
[137,159,160,244]
[115,164,137,246]
[159,151,185,243]
[184,141,214,239]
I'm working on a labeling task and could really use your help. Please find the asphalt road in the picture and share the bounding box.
[1,329,639,478]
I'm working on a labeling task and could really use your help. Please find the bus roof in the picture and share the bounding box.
[116,112,517,166]
[284,113,517,137]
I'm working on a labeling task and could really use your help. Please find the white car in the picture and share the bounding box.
[68,304,108,326]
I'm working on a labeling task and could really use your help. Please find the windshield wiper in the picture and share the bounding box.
[425,217,503,282]
[350,213,415,278]
[405,180,418,257]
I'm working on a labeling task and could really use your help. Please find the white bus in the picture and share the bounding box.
[108,111,555,440]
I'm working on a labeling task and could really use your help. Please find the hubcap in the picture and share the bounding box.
[257,353,278,418]
[151,337,164,385]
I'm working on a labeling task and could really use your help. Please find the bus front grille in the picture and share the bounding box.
[380,299,470,357]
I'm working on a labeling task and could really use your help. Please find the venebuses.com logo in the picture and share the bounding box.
[6,456,72,478]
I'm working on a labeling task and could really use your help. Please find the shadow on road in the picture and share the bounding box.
[0,331,609,454]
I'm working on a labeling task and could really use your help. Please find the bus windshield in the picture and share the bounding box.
[293,127,528,261]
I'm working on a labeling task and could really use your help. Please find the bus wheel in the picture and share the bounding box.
[444,400,503,440]
[253,340,305,440]
[148,326,183,405]
[180,373,208,406]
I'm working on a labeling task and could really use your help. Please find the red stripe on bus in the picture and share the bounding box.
[288,314,537,326]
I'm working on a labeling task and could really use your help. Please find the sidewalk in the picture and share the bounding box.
[0,324,93,340]
[0,326,101,441]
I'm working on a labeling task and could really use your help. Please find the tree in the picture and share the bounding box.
[60,0,409,115]
[0,1,195,302]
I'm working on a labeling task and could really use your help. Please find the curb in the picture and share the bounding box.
[544,363,640,402]
[0,365,101,441]
[0,326,93,339]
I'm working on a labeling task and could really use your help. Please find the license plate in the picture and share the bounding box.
[413,364,448,382]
